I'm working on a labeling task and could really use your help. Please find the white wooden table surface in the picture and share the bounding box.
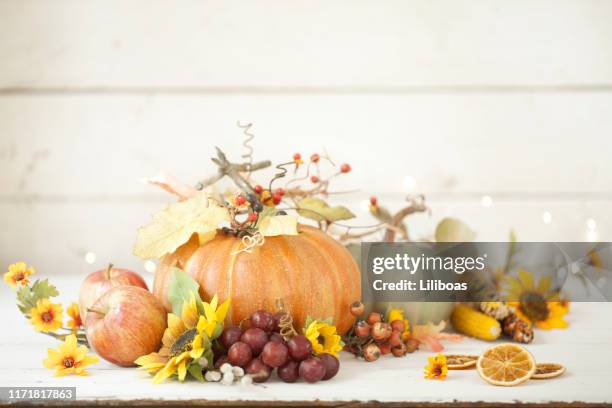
[1,277,611,406]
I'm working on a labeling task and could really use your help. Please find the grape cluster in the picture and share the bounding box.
[345,302,419,362]
[214,310,340,383]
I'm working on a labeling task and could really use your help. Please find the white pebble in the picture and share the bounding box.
[221,371,235,385]
[240,375,253,386]
[198,358,208,369]
[204,370,222,382]
[232,366,245,377]
[220,363,233,374]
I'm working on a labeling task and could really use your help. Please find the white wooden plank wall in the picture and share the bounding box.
[0,1,611,275]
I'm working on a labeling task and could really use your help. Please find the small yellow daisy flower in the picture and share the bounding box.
[424,353,448,380]
[4,262,35,288]
[43,334,99,376]
[30,299,63,332]
[304,320,343,358]
[66,303,82,330]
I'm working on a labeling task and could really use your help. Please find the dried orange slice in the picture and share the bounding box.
[532,363,565,379]
[476,343,536,386]
[445,354,479,370]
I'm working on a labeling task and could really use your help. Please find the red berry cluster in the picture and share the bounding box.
[214,310,340,383]
[345,302,419,362]
[253,185,285,206]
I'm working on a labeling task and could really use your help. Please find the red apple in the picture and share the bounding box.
[79,264,148,321]
[85,286,167,367]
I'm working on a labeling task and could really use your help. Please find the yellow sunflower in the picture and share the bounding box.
[4,262,35,288]
[136,294,228,383]
[304,320,343,358]
[30,299,63,332]
[424,353,448,380]
[387,308,411,341]
[66,303,82,330]
[505,269,569,330]
[199,294,231,338]
[43,334,99,376]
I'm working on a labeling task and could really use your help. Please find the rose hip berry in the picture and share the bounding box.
[366,312,381,325]
[340,163,351,173]
[350,301,365,316]
[354,321,371,338]
[390,319,405,333]
[371,322,392,341]
[235,195,246,206]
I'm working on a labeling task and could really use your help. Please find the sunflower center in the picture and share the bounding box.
[63,357,75,368]
[170,328,197,357]
[41,311,53,322]
[14,272,24,282]
[433,364,442,376]
[519,291,549,321]
[317,335,326,346]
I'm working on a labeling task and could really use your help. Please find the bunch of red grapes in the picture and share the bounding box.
[214,310,340,383]
[345,302,419,362]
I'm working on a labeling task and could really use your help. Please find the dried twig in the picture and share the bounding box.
[198,147,271,194]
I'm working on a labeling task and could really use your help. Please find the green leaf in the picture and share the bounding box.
[31,279,59,299]
[188,363,204,382]
[167,267,202,315]
[203,349,214,373]
[16,286,34,314]
[16,279,59,315]
[321,317,333,325]
[297,197,355,223]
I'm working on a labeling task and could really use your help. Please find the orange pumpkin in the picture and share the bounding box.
[153,225,360,335]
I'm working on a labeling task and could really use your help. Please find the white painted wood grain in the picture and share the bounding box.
[0,278,610,404]
[1,93,611,197]
[0,199,608,275]
[1,0,611,88]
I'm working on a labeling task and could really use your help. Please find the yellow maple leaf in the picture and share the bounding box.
[258,215,298,237]
[134,192,230,259]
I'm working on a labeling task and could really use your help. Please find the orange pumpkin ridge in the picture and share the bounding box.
[153,225,360,335]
